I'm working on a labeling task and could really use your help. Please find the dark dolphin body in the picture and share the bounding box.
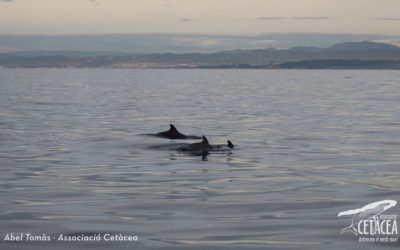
[176,136,234,160]
[146,125,234,160]
[148,136,233,152]
[177,136,234,153]
[151,124,201,140]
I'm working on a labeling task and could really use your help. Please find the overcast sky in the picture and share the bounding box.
[0,0,399,35]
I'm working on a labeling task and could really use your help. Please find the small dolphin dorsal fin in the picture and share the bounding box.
[227,140,234,149]
[202,136,209,145]
[169,124,178,132]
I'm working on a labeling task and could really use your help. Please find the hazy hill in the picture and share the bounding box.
[1,41,400,68]
[1,33,397,54]
[132,41,400,65]
[328,41,400,51]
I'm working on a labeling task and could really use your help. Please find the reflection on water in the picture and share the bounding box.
[0,69,399,249]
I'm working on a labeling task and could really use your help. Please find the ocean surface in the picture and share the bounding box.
[0,69,399,250]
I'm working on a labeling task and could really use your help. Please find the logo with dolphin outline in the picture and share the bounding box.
[338,200,398,238]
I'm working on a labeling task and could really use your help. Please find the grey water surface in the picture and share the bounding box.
[0,69,399,250]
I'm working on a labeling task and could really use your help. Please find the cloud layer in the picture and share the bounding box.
[375,17,400,21]
[0,0,400,35]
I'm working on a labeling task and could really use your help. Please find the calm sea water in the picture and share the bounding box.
[0,69,399,250]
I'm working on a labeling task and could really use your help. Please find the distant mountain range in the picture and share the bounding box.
[289,41,400,52]
[1,41,400,69]
[1,33,398,54]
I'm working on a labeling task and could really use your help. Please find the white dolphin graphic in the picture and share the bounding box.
[338,200,397,236]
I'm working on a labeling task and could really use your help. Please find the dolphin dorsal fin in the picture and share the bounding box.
[227,140,234,149]
[169,124,178,132]
[202,136,209,145]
